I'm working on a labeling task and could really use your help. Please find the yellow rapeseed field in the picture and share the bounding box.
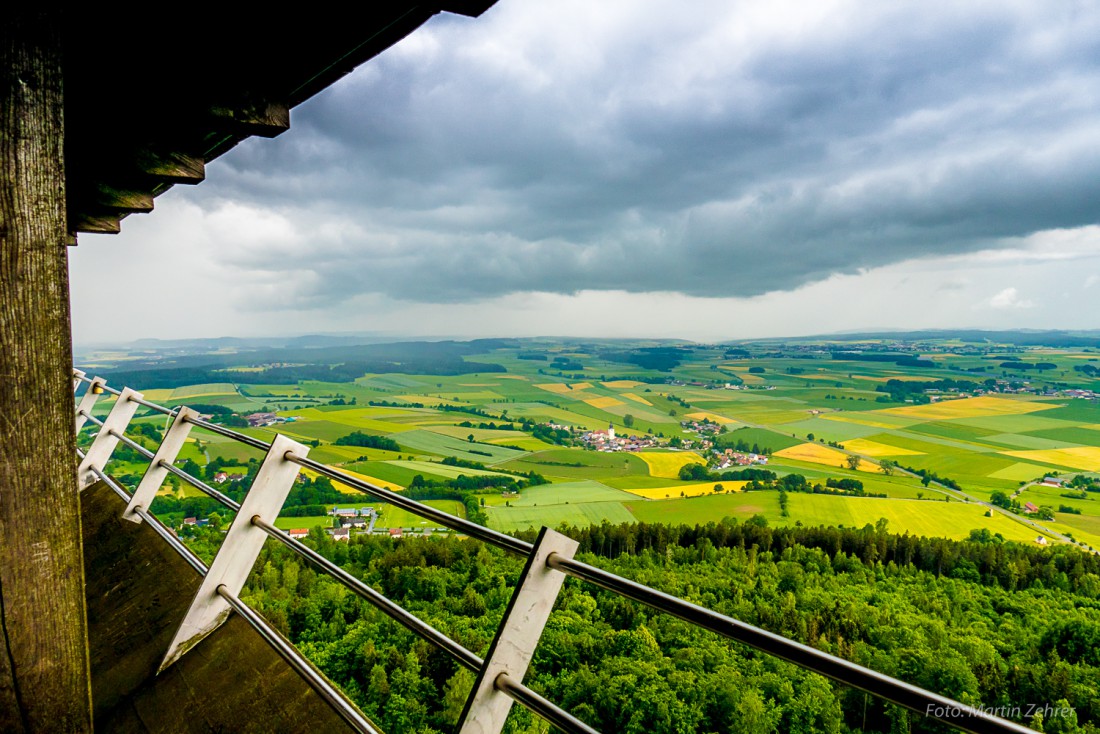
[1002,447,1100,472]
[303,468,403,492]
[535,383,578,394]
[626,481,747,499]
[685,411,736,424]
[584,396,625,409]
[621,393,653,406]
[879,396,1056,420]
[636,451,705,479]
[141,389,175,402]
[774,443,886,473]
[535,382,592,395]
[841,438,924,457]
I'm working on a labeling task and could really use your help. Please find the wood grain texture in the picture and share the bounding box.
[83,480,362,733]
[0,10,93,732]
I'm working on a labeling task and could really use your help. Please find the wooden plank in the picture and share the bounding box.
[71,214,121,234]
[92,186,153,213]
[209,100,290,138]
[0,9,94,732]
[134,150,205,184]
[82,481,365,732]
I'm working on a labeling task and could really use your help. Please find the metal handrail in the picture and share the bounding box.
[251,516,483,672]
[86,463,210,574]
[72,373,1035,734]
[287,452,534,557]
[78,424,379,733]
[184,414,271,451]
[496,672,599,734]
[132,504,210,576]
[109,428,156,460]
[160,461,241,511]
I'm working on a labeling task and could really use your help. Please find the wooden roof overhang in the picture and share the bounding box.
[62,2,495,238]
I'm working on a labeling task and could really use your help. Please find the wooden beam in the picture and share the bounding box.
[209,99,290,138]
[71,214,121,235]
[92,186,153,213]
[134,150,205,184]
[1,9,94,732]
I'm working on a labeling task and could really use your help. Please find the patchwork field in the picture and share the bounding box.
[83,335,1100,554]
[393,430,527,464]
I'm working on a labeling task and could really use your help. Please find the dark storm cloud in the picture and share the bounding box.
[196,1,1100,307]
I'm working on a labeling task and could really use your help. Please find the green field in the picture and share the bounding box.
[375,500,466,529]
[499,449,650,480]
[785,494,1044,542]
[486,501,636,532]
[82,335,1100,554]
[627,493,782,526]
[387,460,510,479]
[274,516,335,530]
[394,429,527,464]
[716,426,802,451]
[483,480,636,507]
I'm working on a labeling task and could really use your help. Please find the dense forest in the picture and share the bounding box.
[185,519,1100,733]
[92,339,512,388]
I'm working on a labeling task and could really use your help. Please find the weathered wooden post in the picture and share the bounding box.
[0,9,93,733]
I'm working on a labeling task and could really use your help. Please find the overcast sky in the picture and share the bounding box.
[70,0,1100,345]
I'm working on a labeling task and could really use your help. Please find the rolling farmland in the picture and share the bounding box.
[80,335,1100,552]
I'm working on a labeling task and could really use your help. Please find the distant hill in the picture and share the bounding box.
[739,329,1100,348]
